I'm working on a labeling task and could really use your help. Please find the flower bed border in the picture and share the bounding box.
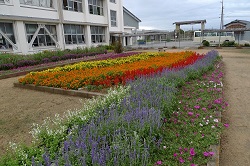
[13,82,105,98]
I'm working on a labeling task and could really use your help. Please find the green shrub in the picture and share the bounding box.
[103,45,114,50]
[244,43,250,47]
[114,38,123,53]
[221,41,235,47]
[202,40,210,47]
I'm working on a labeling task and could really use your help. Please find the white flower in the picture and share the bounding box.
[214,119,219,123]
[163,146,167,149]
[200,123,203,126]
[211,126,215,128]
[206,122,209,125]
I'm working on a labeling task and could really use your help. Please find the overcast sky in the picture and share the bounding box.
[123,0,250,31]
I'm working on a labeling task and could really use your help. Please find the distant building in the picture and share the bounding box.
[224,19,250,42]
[0,0,141,54]
[122,7,141,46]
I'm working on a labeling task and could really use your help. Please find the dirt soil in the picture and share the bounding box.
[218,49,250,166]
[0,48,249,165]
[0,76,85,157]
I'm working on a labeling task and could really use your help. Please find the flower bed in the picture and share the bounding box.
[18,51,203,90]
[0,52,140,78]
[0,47,108,71]
[1,50,228,166]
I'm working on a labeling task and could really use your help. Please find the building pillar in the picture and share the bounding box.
[56,24,65,50]
[129,37,132,45]
[85,25,92,47]
[123,36,126,46]
[105,27,109,45]
[14,21,29,54]
[201,22,205,44]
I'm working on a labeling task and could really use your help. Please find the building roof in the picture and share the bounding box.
[123,7,141,23]
[173,20,206,25]
[224,19,250,27]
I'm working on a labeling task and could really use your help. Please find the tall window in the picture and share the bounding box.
[88,0,103,15]
[20,0,53,8]
[26,24,57,47]
[0,22,16,49]
[90,26,105,43]
[110,0,115,3]
[64,24,85,44]
[110,10,117,27]
[63,0,82,12]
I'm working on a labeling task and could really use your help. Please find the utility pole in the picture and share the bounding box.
[219,0,224,47]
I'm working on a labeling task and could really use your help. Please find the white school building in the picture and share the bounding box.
[0,0,141,54]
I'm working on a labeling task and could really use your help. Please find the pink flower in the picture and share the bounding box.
[188,112,194,116]
[203,152,209,157]
[224,123,229,128]
[184,148,188,152]
[214,98,222,104]
[156,160,162,165]
[194,105,200,109]
[188,156,193,161]
[196,114,200,118]
[197,98,202,101]
[203,151,215,157]
[209,152,215,156]
[179,157,185,163]
[190,148,196,156]
[174,153,178,157]
[202,107,207,111]
[190,164,196,166]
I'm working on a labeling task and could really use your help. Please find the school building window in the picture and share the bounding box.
[26,24,57,47]
[19,0,53,8]
[88,0,103,15]
[0,22,16,49]
[110,10,117,27]
[63,0,83,12]
[90,26,105,43]
[64,24,85,44]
